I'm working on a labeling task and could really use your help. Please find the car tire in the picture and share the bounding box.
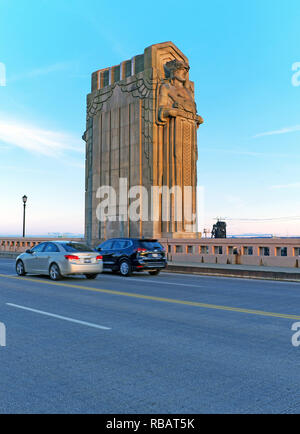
[49,263,63,281]
[16,260,26,276]
[149,270,161,276]
[85,274,98,279]
[119,259,132,277]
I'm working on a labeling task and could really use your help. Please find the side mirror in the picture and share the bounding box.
[97,247,102,252]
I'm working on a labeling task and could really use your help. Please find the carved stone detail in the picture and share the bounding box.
[84,42,203,244]
[87,69,158,120]
[154,56,203,236]
[183,122,192,187]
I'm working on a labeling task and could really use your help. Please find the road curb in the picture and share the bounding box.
[163,264,300,282]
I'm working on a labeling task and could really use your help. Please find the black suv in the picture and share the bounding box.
[95,238,167,277]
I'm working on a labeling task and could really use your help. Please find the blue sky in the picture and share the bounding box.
[0,0,299,236]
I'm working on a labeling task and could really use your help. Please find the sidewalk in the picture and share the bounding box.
[165,261,300,282]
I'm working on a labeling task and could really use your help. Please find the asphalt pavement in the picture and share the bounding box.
[0,258,300,414]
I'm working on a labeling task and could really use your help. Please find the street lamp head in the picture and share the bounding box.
[22,195,28,204]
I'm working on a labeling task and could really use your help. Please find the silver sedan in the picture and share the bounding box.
[16,241,103,280]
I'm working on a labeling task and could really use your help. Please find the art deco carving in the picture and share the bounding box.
[84,42,203,244]
[155,58,203,234]
[87,69,157,119]
[158,59,203,125]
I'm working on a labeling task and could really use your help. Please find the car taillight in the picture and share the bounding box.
[135,248,147,253]
[96,255,103,260]
[64,255,80,261]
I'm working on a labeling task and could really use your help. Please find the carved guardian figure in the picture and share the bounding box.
[157,59,203,234]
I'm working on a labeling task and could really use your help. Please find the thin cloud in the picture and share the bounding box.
[0,164,52,174]
[201,148,292,158]
[0,118,84,157]
[270,182,300,190]
[224,194,245,209]
[8,61,74,83]
[0,144,9,150]
[253,125,300,138]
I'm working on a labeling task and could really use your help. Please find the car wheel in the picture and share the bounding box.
[85,274,98,280]
[16,260,26,276]
[149,270,161,276]
[49,263,62,281]
[119,259,132,277]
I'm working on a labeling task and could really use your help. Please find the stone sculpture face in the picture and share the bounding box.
[166,61,189,84]
[173,66,188,83]
[165,59,189,76]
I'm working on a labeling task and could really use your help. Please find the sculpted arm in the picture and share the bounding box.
[158,84,178,123]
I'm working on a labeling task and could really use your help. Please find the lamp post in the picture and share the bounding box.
[22,195,27,238]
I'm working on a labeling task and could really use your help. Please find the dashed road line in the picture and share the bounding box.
[6,303,111,330]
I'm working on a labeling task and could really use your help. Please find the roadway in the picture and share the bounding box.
[0,258,300,414]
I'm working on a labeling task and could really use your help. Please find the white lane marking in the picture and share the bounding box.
[6,303,111,330]
[122,277,204,288]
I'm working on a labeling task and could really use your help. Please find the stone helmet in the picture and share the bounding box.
[164,59,190,79]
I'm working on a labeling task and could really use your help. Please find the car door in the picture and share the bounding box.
[39,242,60,273]
[111,240,127,266]
[25,243,47,273]
[98,240,115,269]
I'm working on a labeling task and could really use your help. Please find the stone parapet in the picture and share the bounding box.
[160,237,300,268]
[0,237,84,253]
[2,237,300,269]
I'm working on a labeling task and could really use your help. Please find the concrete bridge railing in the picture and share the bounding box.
[0,237,84,254]
[1,236,300,268]
[160,237,300,269]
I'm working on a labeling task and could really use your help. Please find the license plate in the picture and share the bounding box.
[84,259,91,264]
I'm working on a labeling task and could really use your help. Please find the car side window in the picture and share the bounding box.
[44,243,60,253]
[31,243,46,253]
[100,240,114,250]
[113,240,126,250]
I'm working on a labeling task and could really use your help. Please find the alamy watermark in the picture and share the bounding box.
[0,62,6,87]
[0,322,6,347]
[292,322,300,347]
[95,179,205,232]
[292,62,300,87]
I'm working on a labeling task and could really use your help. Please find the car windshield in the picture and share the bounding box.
[139,240,163,250]
[61,243,92,252]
